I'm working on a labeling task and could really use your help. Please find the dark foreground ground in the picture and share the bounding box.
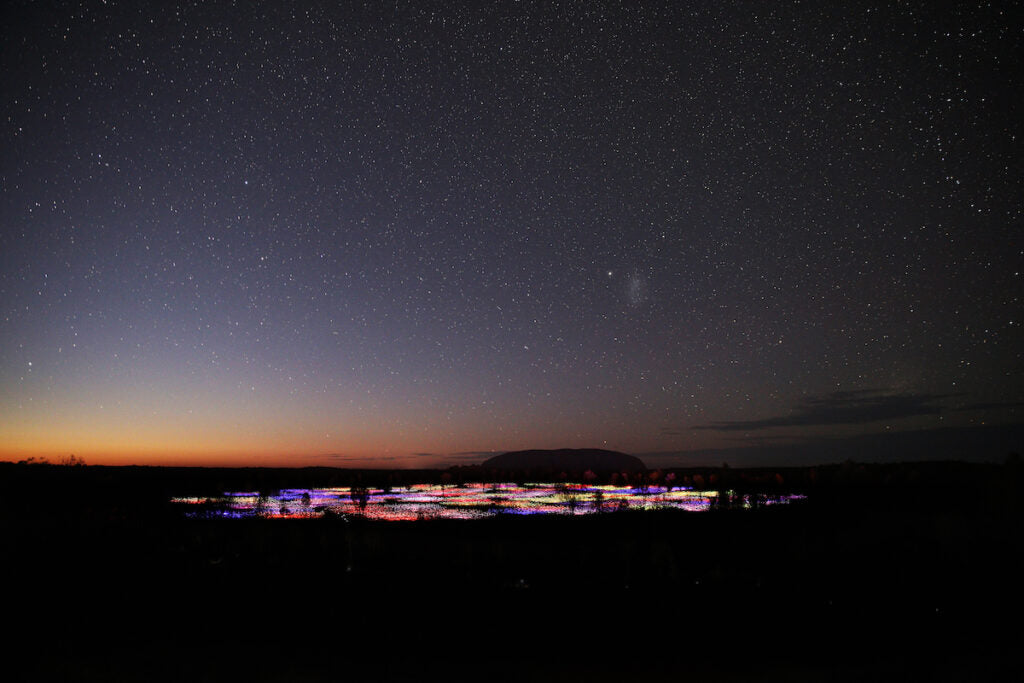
[2,460,1022,681]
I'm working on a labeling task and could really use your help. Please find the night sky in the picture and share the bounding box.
[2,1,1021,468]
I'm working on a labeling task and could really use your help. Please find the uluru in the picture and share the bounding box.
[481,448,646,472]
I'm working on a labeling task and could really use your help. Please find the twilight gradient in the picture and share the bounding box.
[2,2,1020,467]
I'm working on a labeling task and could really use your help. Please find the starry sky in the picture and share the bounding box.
[2,1,1021,468]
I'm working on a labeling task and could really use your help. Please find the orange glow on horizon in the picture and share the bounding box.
[0,444,449,468]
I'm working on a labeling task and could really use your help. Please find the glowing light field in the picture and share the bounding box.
[173,483,805,521]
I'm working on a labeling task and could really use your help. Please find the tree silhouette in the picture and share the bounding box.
[254,492,269,517]
[557,484,580,514]
[350,486,370,511]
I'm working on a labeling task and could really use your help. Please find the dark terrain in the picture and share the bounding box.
[3,459,1021,681]
[480,447,647,472]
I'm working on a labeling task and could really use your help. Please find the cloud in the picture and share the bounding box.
[721,433,811,443]
[318,453,405,462]
[412,451,495,460]
[958,400,1024,411]
[436,452,496,463]
[638,421,1024,467]
[692,390,957,432]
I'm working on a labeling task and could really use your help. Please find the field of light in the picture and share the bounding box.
[172,483,805,521]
